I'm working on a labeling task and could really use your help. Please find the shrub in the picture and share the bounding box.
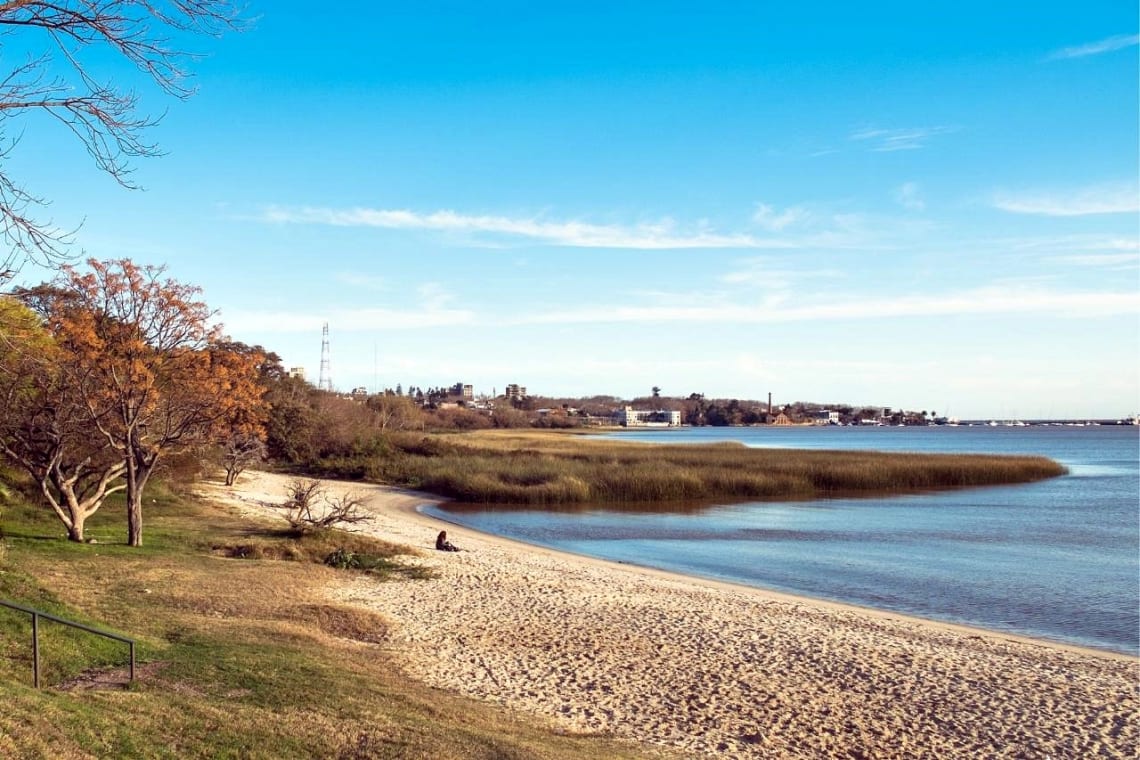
[323,548,432,580]
[283,479,371,536]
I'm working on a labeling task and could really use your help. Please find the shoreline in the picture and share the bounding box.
[413,500,1133,662]
[205,471,1139,758]
[412,499,1130,660]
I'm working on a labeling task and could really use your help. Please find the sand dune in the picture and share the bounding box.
[204,470,1139,759]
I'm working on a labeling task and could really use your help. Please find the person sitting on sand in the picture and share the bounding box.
[436,530,460,552]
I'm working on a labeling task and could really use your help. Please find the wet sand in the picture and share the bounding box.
[204,470,1139,759]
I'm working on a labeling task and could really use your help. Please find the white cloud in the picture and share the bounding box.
[221,306,475,334]
[720,256,843,290]
[1048,253,1140,268]
[993,233,1140,255]
[992,181,1140,216]
[417,282,455,310]
[894,182,925,211]
[261,206,798,250]
[849,126,957,152]
[1048,33,1140,60]
[511,286,1139,326]
[335,272,388,290]
[752,203,808,231]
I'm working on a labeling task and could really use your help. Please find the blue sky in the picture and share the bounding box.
[10,2,1140,418]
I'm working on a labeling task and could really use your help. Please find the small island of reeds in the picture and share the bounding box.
[334,430,1068,506]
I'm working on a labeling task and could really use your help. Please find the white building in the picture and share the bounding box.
[614,406,682,427]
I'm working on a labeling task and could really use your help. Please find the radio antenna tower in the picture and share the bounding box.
[318,322,332,392]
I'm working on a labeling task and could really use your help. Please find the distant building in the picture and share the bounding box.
[505,383,528,401]
[813,410,840,425]
[614,406,682,427]
[771,412,793,426]
[449,382,474,400]
[350,386,368,398]
[287,367,306,381]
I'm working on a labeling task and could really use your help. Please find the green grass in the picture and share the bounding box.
[212,526,435,581]
[357,429,1068,506]
[0,474,659,760]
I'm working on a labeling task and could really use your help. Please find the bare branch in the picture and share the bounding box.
[283,479,371,536]
[0,1,244,276]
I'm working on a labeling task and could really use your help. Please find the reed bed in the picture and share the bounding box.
[367,431,1067,506]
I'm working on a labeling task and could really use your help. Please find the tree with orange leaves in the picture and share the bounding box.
[0,295,126,541]
[30,258,267,546]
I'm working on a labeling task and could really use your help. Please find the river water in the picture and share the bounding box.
[422,425,1139,655]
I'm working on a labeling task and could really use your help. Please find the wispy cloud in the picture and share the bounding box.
[752,203,809,231]
[261,206,798,250]
[894,182,925,211]
[222,306,475,334]
[1047,252,1139,269]
[335,272,388,291]
[221,280,471,333]
[720,256,843,290]
[1048,33,1140,60]
[849,126,957,152]
[220,283,1138,340]
[417,282,455,310]
[992,181,1139,216]
[512,287,1139,326]
[992,233,1140,257]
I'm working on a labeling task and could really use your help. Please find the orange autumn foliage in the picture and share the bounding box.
[0,296,127,541]
[39,258,267,545]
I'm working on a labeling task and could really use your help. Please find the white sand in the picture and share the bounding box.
[201,470,1139,759]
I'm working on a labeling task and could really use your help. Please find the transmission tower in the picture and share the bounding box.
[318,322,332,392]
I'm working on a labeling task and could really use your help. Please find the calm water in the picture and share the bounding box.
[422,426,1140,655]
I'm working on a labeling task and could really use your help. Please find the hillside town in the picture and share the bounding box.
[285,365,957,428]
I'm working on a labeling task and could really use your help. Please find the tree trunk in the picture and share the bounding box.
[127,490,143,546]
[126,453,157,547]
[67,514,85,543]
[125,456,143,547]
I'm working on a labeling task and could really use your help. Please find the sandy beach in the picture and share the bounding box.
[204,471,1138,759]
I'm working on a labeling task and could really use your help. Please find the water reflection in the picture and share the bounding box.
[422,427,1139,654]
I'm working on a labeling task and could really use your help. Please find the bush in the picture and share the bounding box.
[323,548,432,580]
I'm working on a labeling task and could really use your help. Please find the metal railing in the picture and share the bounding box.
[0,599,135,689]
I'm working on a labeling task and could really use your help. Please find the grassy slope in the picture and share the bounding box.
[360,429,1068,505]
[0,481,658,760]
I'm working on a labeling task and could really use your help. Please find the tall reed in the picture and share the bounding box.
[364,431,1067,507]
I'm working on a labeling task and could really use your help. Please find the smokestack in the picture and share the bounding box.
[768,392,773,416]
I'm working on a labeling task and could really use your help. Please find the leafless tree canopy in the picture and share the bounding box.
[0,1,242,281]
[283,479,371,536]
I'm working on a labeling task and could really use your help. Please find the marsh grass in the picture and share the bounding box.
[370,430,1067,505]
[214,529,435,581]
[0,478,654,760]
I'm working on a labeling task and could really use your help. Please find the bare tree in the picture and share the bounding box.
[0,1,242,280]
[219,432,266,486]
[282,479,370,536]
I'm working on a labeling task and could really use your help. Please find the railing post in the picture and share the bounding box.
[31,612,40,689]
[2,599,135,689]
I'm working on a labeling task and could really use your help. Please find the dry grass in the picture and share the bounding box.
[364,429,1067,505]
[0,483,661,760]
